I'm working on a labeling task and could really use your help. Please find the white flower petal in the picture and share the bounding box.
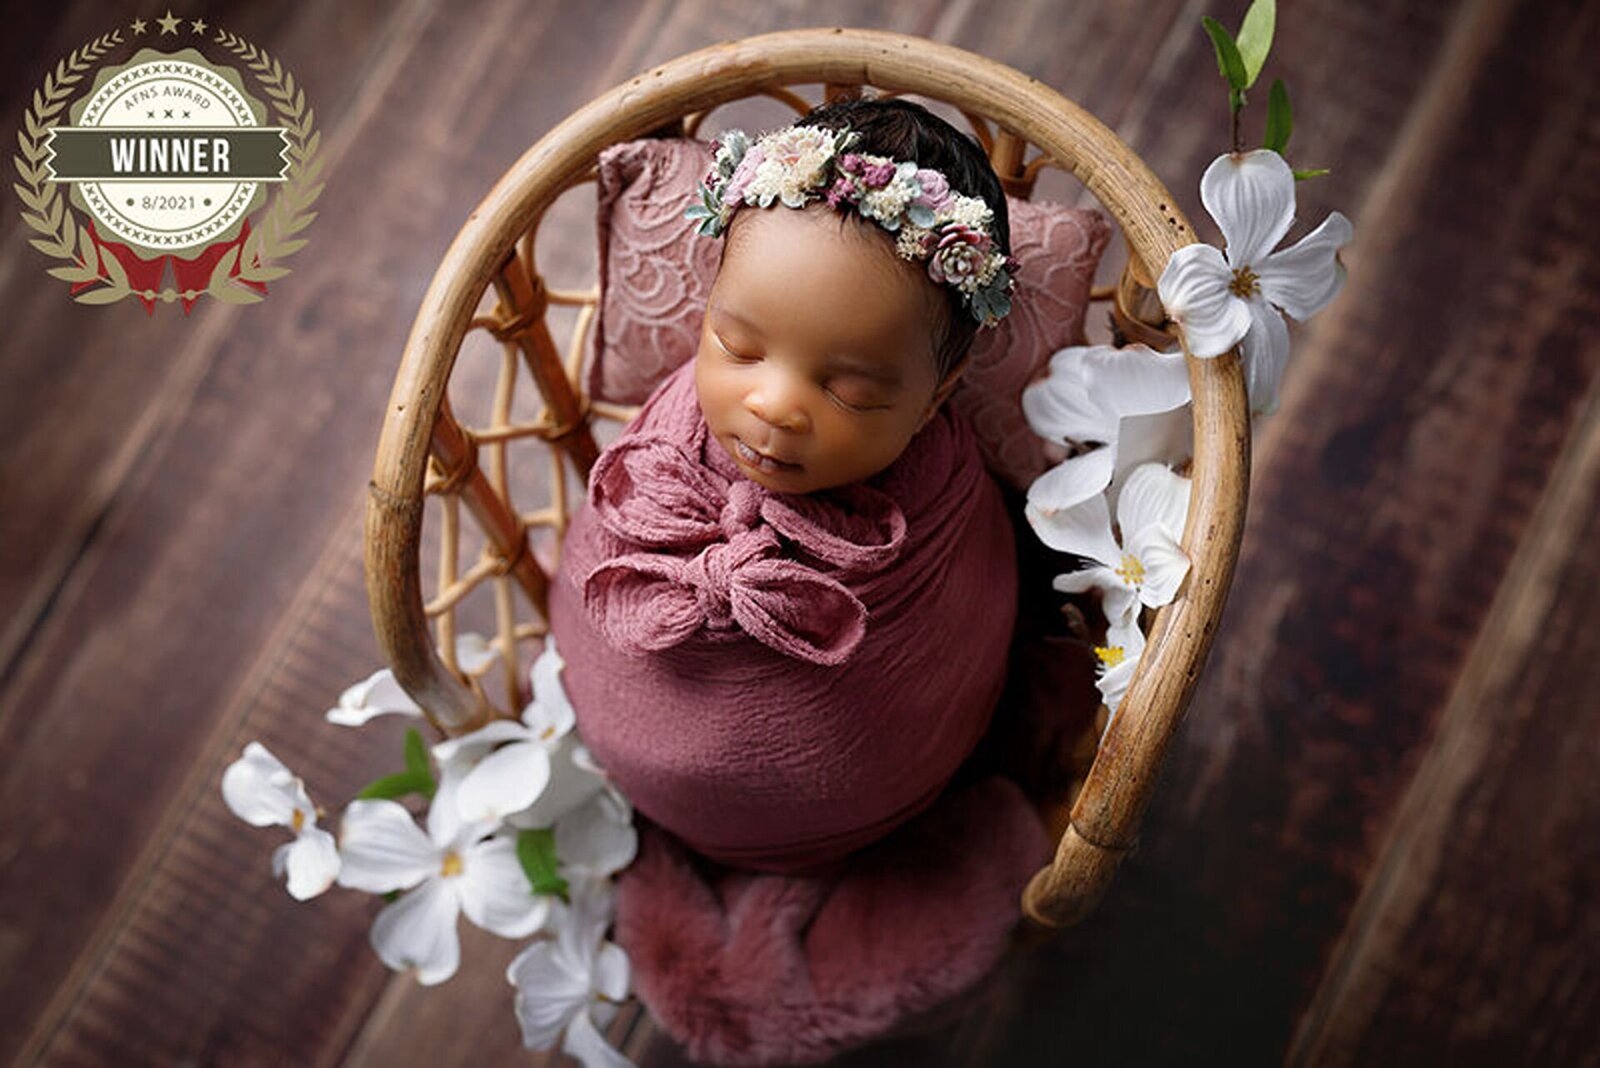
[1050,565,1119,595]
[221,743,310,828]
[369,877,462,986]
[1025,492,1122,565]
[1096,617,1147,721]
[432,719,533,765]
[508,736,609,829]
[336,799,439,893]
[458,835,551,938]
[1109,407,1194,512]
[453,632,500,676]
[530,640,572,713]
[1054,567,1138,626]
[457,742,552,826]
[558,876,617,971]
[1022,347,1115,444]
[1097,652,1141,720]
[326,669,423,727]
[1082,344,1192,419]
[1257,211,1353,321]
[1241,297,1292,415]
[563,1007,634,1068]
[1116,464,1192,544]
[507,940,591,1050]
[1134,527,1191,610]
[427,757,467,846]
[521,696,575,743]
[592,942,631,1003]
[281,827,342,900]
[1157,243,1252,358]
[1200,149,1296,267]
[555,794,639,878]
[1026,446,1118,516]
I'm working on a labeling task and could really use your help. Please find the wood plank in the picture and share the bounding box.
[1290,327,1600,1067]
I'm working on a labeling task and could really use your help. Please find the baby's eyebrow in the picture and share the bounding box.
[707,302,760,332]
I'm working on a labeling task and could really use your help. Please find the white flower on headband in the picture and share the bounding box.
[687,123,1018,327]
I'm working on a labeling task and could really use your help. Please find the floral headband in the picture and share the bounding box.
[686,124,1019,327]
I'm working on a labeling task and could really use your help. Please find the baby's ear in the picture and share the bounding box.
[920,353,972,428]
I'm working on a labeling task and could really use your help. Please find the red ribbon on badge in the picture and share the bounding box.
[74,219,269,315]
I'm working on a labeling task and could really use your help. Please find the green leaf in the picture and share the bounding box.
[1235,0,1276,88]
[1202,16,1249,93]
[1293,167,1331,180]
[382,889,401,902]
[404,727,430,778]
[355,769,434,800]
[516,828,570,901]
[1264,78,1293,153]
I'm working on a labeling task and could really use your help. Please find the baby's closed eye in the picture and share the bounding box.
[712,331,760,362]
[825,374,894,412]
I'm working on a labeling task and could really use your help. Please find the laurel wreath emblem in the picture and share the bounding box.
[12,27,323,307]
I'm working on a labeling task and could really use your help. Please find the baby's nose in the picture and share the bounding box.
[745,381,810,433]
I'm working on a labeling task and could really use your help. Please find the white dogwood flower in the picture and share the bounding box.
[221,742,341,900]
[325,632,499,727]
[550,785,638,885]
[1047,463,1193,628]
[1157,149,1352,414]
[1024,342,1193,528]
[1093,615,1147,725]
[507,878,633,1066]
[336,799,550,985]
[431,642,575,831]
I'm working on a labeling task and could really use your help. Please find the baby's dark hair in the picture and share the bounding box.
[794,97,1011,382]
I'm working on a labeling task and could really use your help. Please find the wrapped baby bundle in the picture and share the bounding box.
[550,361,1018,870]
[550,362,1049,1063]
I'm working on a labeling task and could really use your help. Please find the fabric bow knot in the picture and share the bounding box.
[582,437,905,666]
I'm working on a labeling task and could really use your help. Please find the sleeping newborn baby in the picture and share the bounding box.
[549,97,1022,873]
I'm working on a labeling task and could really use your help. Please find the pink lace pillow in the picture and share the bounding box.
[591,138,1112,490]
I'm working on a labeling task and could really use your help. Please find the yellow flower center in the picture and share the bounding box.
[291,808,305,833]
[539,725,556,741]
[440,850,464,878]
[1114,552,1146,586]
[1094,645,1126,667]
[1229,265,1261,298]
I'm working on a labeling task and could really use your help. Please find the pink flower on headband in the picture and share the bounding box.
[927,223,994,293]
[913,169,951,212]
[722,145,763,205]
[860,159,897,187]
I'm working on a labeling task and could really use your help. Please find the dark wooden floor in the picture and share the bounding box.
[3,0,1597,1065]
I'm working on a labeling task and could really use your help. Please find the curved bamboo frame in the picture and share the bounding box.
[366,28,1250,928]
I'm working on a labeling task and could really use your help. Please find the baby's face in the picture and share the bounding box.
[695,204,956,495]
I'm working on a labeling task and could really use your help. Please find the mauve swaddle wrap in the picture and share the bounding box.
[550,361,1017,871]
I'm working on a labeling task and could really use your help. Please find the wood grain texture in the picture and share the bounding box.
[2,0,1595,1065]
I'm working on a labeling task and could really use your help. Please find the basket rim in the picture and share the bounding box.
[366,26,1251,928]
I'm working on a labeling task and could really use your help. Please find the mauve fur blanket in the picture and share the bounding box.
[550,360,1019,871]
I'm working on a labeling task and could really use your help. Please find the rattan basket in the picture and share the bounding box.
[364,27,1250,930]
